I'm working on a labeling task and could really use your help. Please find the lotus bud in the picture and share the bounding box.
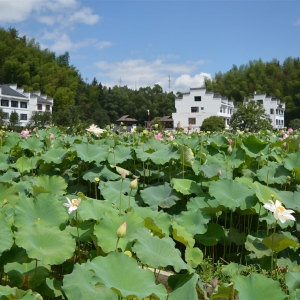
[121,171,126,180]
[50,133,55,140]
[117,222,127,238]
[94,177,100,182]
[217,169,222,177]
[212,277,218,289]
[227,145,232,154]
[130,178,138,190]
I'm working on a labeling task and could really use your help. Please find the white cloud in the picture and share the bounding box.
[95,58,211,92]
[69,7,99,25]
[96,41,113,50]
[294,19,300,26]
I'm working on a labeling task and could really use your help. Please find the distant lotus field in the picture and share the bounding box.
[0,125,299,299]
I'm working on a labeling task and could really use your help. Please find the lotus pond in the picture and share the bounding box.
[0,126,299,299]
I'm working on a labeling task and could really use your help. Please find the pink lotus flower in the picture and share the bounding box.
[283,133,288,139]
[20,130,30,139]
[50,133,55,140]
[168,135,175,140]
[154,133,163,140]
[288,128,293,133]
[227,139,233,145]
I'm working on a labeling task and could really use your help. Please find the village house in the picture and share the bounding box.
[0,84,53,127]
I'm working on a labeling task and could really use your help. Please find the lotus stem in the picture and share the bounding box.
[119,179,124,216]
[33,259,38,291]
[76,210,81,263]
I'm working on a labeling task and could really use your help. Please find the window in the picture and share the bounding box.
[3,112,9,119]
[201,107,204,110]
[188,118,196,125]
[11,101,18,108]
[270,108,274,114]
[46,105,51,111]
[276,109,279,115]
[229,109,232,114]
[20,102,27,109]
[257,100,263,104]
[276,119,279,125]
[191,107,199,113]
[194,96,201,101]
[1,100,9,107]
[20,114,27,121]
[37,104,42,111]
[220,107,222,113]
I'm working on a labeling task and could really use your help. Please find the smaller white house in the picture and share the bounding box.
[172,87,235,131]
[0,84,53,127]
[245,94,285,129]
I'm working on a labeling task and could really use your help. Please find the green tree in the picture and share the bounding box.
[200,116,225,132]
[0,108,5,126]
[230,101,272,132]
[9,110,19,127]
[289,118,300,130]
[28,111,52,128]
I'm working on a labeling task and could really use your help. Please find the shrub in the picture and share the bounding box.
[201,116,225,132]
[289,118,300,130]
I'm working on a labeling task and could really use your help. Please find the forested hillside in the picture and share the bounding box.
[204,58,300,124]
[1,27,300,127]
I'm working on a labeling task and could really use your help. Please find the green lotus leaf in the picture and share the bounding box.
[241,135,269,157]
[19,137,44,152]
[14,193,68,229]
[208,135,229,148]
[142,137,169,151]
[185,246,203,268]
[15,225,75,265]
[0,169,20,182]
[94,210,144,253]
[0,285,43,299]
[35,277,63,299]
[212,285,237,300]
[0,246,30,270]
[285,271,300,299]
[171,178,200,195]
[188,191,222,214]
[32,175,67,197]
[262,233,298,252]
[0,217,14,255]
[71,143,109,163]
[132,228,188,272]
[278,191,300,212]
[195,223,225,246]
[244,234,272,258]
[40,148,67,164]
[1,135,19,153]
[172,221,195,248]
[249,181,282,204]
[178,144,194,167]
[257,162,291,185]
[140,182,180,209]
[4,261,50,289]
[136,146,179,165]
[198,162,223,179]
[284,153,300,171]
[176,209,210,236]
[86,252,168,299]
[0,183,19,206]
[82,165,120,182]
[66,221,94,243]
[63,263,117,300]
[221,262,247,276]
[100,179,137,208]
[209,179,255,209]
[168,273,199,300]
[15,156,39,173]
[222,227,245,246]
[108,145,132,165]
[77,199,115,221]
[133,206,171,237]
[0,153,10,171]
[232,273,286,300]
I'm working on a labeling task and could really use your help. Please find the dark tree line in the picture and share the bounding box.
[1,27,300,128]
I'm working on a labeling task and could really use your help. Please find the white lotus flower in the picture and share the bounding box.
[263,200,295,223]
[86,124,105,136]
[62,197,81,214]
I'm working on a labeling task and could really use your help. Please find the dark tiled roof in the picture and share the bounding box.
[0,85,27,98]
[159,116,173,122]
[116,115,137,122]
[31,93,53,104]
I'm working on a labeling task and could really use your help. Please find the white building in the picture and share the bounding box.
[0,84,53,127]
[245,94,285,129]
[172,87,235,131]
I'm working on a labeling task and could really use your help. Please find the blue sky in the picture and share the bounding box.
[0,0,299,92]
